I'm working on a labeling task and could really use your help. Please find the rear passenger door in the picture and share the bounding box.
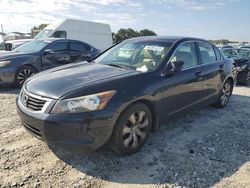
[69,42,92,63]
[196,42,224,98]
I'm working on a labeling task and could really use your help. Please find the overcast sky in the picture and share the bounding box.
[0,0,249,41]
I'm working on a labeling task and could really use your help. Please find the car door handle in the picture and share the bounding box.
[220,64,225,69]
[195,71,202,77]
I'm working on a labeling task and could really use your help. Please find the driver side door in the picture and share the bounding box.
[159,42,207,118]
[41,42,71,70]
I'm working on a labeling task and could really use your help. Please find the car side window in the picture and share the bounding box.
[50,42,68,52]
[70,42,91,53]
[198,42,217,64]
[214,46,222,61]
[170,42,198,69]
[53,31,67,38]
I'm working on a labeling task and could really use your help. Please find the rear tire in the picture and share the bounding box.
[241,71,250,85]
[212,80,232,108]
[15,65,37,87]
[110,103,152,155]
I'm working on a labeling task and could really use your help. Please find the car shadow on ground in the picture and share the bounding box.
[0,86,20,94]
[48,94,250,187]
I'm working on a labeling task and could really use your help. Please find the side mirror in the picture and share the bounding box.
[172,60,184,72]
[43,49,54,55]
[83,54,91,59]
[162,60,184,76]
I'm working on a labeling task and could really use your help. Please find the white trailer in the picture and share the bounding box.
[35,19,112,50]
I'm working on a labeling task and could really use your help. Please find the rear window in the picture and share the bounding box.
[50,42,68,52]
[70,42,91,52]
[214,46,222,61]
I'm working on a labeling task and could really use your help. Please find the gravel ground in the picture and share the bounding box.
[0,86,250,188]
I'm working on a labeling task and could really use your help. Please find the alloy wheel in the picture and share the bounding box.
[122,111,149,149]
[17,68,36,85]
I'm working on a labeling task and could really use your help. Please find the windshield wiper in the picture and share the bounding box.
[106,63,131,70]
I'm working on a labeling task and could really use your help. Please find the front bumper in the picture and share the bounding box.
[16,96,119,153]
[0,67,16,86]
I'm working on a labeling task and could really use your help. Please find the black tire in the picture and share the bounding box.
[241,71,250,86]
[110,103,152,155]
[15,65,37,87]
[212,80,233,108]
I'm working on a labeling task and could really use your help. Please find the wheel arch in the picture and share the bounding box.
[15,64,39,86]
[115,97,159,132]
[16,64,39,74]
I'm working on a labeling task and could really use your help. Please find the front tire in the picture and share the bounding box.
[213,80,232,108]
[15,65,37,87]
[110,103,152,155]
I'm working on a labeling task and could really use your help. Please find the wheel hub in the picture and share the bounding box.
[122,110,149,149]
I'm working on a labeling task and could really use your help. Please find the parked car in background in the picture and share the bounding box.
[35,19,112,51]
[221,45,235,49]
[0,38,100,87]
[4,39,32,51]
[239,45,250,49]
[16,36,236,155]
[221,48,250,85]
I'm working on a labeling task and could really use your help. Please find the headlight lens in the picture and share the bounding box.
[51,90,116,113]
[240,64,247,70]
[0,60,11,68]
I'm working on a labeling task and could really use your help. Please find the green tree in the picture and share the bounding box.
[31,23,48,37]
[210,39,235,45]
[32,23,48,31]
[112,28,157,43]
[114,28,139,43]
[139,29,157,36]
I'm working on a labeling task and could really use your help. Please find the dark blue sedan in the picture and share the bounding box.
[0,38,100,87]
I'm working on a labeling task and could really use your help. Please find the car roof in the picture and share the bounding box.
[126,36,207,43]
[32,38,86,43]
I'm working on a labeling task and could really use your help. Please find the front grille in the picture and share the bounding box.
[20,89,50,112]
[26,95,46,111]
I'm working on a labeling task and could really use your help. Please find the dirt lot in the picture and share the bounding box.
[0,86,250,188]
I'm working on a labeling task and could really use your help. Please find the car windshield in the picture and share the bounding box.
[13,40,51,53]
[237,49,250,59]
[95,40,173,72]
[221,49,238,58]
[35,29,53,39]
[221,48,250,59]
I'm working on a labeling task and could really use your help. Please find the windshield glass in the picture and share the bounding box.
[221,48,250,59]
[221,49,238,58]
[237,49,250,59]
[35,29,53,39]
[95,40,173,72]
[13,40,51,53]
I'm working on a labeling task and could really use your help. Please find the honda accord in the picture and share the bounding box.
[16,36,236,155]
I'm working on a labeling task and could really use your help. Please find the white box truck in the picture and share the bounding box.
[35,19,113,50]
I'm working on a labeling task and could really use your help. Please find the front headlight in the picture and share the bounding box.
[240,64,247,70]
[51,90,116,113]
[0,60,11,68]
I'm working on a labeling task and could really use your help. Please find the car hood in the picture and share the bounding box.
[0,51,35,60]
[25,62,137,99]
